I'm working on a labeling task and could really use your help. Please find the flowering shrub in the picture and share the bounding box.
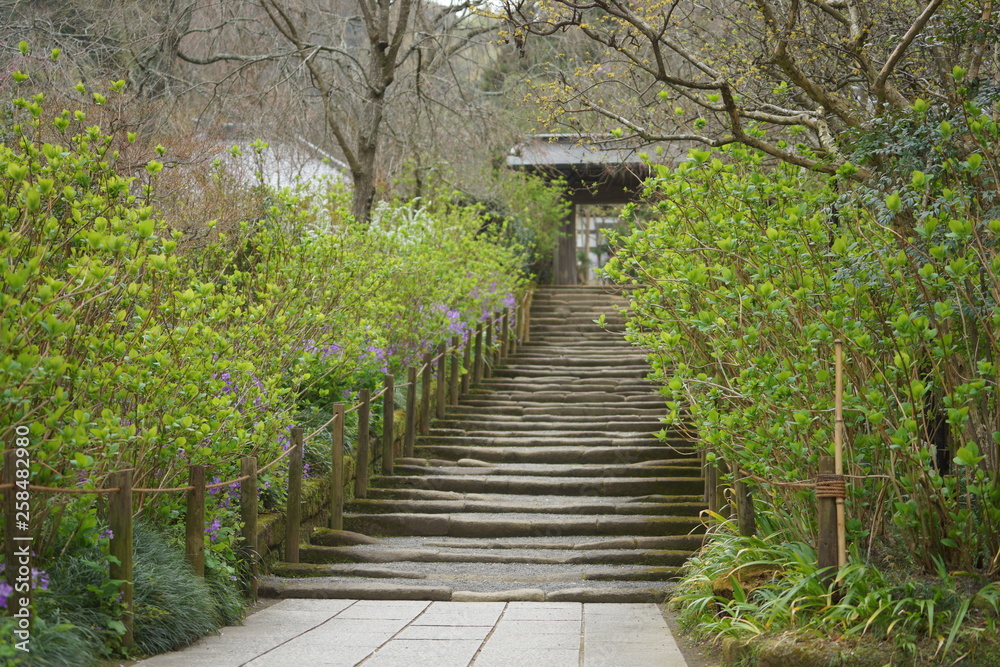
[0,69,527,659]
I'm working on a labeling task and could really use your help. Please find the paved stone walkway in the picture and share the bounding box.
[136,600,689,666]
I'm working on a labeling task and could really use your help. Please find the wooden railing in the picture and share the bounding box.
[0,295,533,646]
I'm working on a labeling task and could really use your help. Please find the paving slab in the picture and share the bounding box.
[135,600,688,667]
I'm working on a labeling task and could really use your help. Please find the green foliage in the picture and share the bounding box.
[674,519,1000,659]
[0,74,528,660]
[604,88,1000,654]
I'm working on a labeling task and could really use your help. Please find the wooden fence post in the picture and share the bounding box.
[735,475,756,537]
[240,456,258,600]
[108,469,134,648]
[717,458,730,516]
[449,336,461,406]
[500,310,510,360]
[3,451,22,605]
[420,352,432,436]
[285,428,303,563]
[473,325,484,385]
[817,455,839,582]
[330,403,345,530]
[404,367,417,458]
[484,316,494,378]
[522,297,531,343]
[461,335,472,394]
[382,373,395,475]
[436,342,447,419]
[355,389,371,498]
[185,464,206,577]
[704,454,718,513]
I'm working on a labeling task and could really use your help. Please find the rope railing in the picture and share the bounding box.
[1,298,529,498]
[3,293,533,648]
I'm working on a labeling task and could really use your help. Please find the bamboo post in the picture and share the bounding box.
[108,469,134,647]
[330,403,345,530]
[240,456,258,600]
[185,464,206,577]
[382,373,395,475]
[473,325,484,385]
[834,340,847,568]
[436,342,447,419]
[484,316,494,378]
[420,352,432,436]
[461,335,472,394]
[817,455,839,580]
[355,389,371,498]
[449,336,461,406]
[404,367,417,458]
[285,428,303,563]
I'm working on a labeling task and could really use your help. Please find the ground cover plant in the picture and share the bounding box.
[603,80,1000,661]
[0,53,529,663]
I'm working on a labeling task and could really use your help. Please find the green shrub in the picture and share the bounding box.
[604,88,1000,656]
[0,66,528,661]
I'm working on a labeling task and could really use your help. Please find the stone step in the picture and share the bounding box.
[412,445,692,463]
[429,420,666,433]
[459,393,664,405]
[341,513,704,538]
[362,489,706,506]
[413,435,679,447]
[260,578,672,603]
[294,545,693,567]
[478,377,653,388]
[492,357,648,367]
[368,475,705,496]
[268,287,706,604]
[392,463,701,479]
[273,562,683,583]
[347,498,706,517]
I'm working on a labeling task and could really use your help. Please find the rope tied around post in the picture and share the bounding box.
[814,473,847,499]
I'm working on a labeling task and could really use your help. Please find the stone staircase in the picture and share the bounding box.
[263,285,705,603]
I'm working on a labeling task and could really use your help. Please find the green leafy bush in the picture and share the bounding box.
[0,69,527,660]
[604,88,1000,654]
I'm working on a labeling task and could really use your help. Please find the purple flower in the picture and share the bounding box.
[0,581,12,609]
[101,529,114,540]
[205,519,222,542]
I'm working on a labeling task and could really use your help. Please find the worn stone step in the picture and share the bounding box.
[369,475,704,497]
[344,513,703,538]
[418,535,705,551]
[448,403,666,417]
[362,489,706,505]
[392,463,701,479]
[272,562,683,583]
[413,435,675,447]
[347,498,705,517]
[479,377,653,389]
[292,546,692,567]
[260,578,672,603]
[430,420,666,433]
[412,445,693,464]
[459,393,663,404]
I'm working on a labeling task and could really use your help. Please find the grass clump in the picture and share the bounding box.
[674,519,1000,663]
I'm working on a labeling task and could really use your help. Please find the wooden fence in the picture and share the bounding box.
[1,296,532,647]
